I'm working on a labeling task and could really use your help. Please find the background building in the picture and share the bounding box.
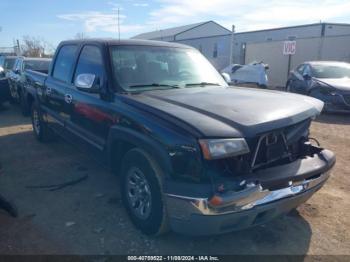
[132,21,232,70]
[133,22,350,88]
[233,23,350,87]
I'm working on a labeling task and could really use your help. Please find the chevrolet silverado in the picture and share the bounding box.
[25,39,335,236]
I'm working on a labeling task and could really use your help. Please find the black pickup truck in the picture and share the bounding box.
[8,57,51,115]
[0,56,17,106]
[25,39,335,236]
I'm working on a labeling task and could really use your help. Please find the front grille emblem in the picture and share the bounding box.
[266,133,278,146]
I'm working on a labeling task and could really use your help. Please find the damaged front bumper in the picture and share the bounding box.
[165,149,335,235]
[318,92,350,113]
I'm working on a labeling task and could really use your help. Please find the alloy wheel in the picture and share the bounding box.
[125,167,152,220]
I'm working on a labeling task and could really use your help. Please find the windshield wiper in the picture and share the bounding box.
[185,82,221,87]
[128,83,181,89]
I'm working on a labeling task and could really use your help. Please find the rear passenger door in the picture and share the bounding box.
[44,44,78,132]
[65,44,111,153]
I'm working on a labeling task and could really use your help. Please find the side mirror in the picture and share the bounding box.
[221,73,231,83]
[74,73,100,93]
[0,66,4,78]
[303,73,311,80]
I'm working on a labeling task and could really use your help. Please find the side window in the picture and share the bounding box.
[303,65,311,76]
[296,64,305,75]
[52,45,77,82]
[74,45,104,83]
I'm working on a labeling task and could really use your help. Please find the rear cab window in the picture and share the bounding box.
[4,58,16,70]
[52,45,78,82]
[24,60,51,74]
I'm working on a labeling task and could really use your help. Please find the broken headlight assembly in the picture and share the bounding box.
[312,81,337,96]
[199,138,250,160]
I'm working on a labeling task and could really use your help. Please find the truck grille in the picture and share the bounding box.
[214,119,312,178]
[343,94,350,105]
[251,119,311,170]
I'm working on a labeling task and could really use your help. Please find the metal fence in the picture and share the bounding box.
[0,46,17,56]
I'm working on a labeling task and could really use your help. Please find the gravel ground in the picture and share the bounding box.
[0,103,349,256]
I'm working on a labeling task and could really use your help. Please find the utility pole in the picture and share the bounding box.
[230,25,235,65]
[117,7,120,40]
[16,39,20,55]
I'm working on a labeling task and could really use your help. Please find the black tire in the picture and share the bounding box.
[286,81,292,92]
[20,93,30,116]
[31,103,54,142]
[120,148,169,235]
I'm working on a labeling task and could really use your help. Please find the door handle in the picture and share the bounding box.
[46,86,52,95]
[35,81,43,87]
[65,94,73,104]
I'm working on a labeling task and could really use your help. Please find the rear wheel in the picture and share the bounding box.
[31,103,54,142]
[120,148,169,235]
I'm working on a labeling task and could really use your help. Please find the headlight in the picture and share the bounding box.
[312,82,336,95]
[199,138,250,160]
[319,86,336,95]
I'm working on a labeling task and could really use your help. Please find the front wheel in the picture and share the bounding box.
[120,148,169,235]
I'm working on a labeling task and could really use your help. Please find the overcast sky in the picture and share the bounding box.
[1,0,350,50]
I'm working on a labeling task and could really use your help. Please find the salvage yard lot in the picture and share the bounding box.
[0,104,349,255]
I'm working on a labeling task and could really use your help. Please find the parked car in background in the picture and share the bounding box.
[8,57,51,115]
[0,56,17,105]
[26,39,335,236]
[0,66,9,106]
[1,56,17,73]
[221,62,269,88]
[286,61,350,113]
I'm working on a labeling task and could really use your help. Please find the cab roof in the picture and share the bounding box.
[59,38,194,49]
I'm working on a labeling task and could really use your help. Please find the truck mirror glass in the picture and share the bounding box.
[0,66,4,78]
[75,73,100,93]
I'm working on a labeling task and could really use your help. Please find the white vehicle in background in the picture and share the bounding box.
[221,61,269,88]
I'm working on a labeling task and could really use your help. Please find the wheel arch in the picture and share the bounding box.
[107,126,173,179]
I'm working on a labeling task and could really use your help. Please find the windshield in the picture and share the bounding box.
[110,45,227,92]
[311,63,350,79]
[4,58,16,70]
[24,60,51,72]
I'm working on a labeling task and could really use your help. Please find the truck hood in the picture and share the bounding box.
[123,86,323,138]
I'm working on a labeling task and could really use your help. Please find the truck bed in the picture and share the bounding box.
[24,69,47,95]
